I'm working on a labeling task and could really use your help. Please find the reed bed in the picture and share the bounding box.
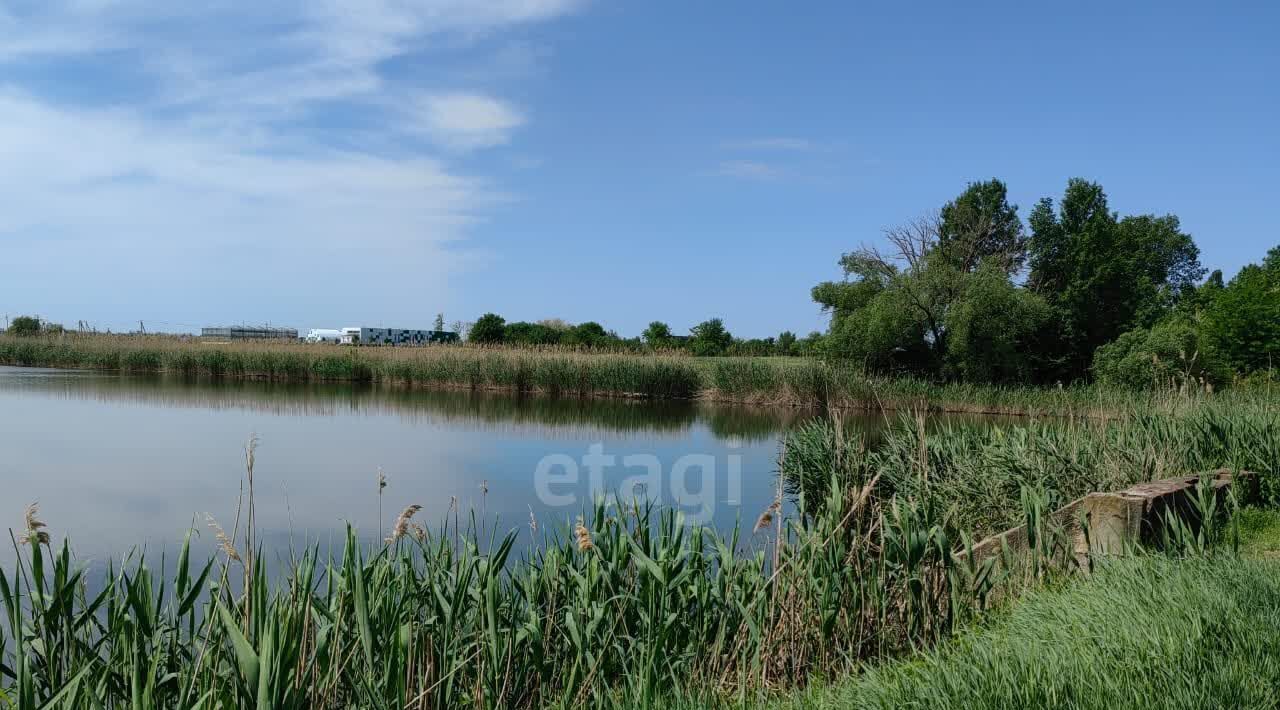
[0,486,1089,710]
[0,333,1267,415]
[2,402,1269,708]
[783,401,1280,534]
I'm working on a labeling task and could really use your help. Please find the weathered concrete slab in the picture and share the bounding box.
[956,468,1248,566]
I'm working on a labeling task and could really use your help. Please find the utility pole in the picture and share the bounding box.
[139,320,146,334]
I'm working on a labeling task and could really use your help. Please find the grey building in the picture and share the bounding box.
[201,326,298,340]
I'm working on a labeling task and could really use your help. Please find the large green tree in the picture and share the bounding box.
[1205,246,1280,372]
[937,179,1026,274]
[642,321,673,348]
[563,321,612,348]
[469,313,506,344]
[1027,179,1204,379]
[689,318,733,356]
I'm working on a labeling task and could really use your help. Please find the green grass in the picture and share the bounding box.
[736,555,1280,710]
[1237,507,1280,559]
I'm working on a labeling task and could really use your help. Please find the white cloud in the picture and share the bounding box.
[713,160,783,180]
[0,88,492,325]
[414,92,526,151]
[0,0,584,326]
[723,137,815,152]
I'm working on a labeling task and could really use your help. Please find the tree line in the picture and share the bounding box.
[812,178,1279,388]
[464,313,821,357]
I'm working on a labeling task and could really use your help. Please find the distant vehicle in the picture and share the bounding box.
[305,328,342,344]
[339,327,459,346]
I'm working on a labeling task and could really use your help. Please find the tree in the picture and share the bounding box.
[815,206,1057,381]
[1027,179,1204,379]
[1178,269,1225,318]
[642,321,673,348]
[504,321,562,346]
[814,217,961,373]
[1205,246,1280,372]
[944,264,1052,382]
[469,313,506,344]
[433,313,445,332]
[537,318,571,331]
[776,331,797,356]
[728,337,775,357]
[689,318,733,356]
[7,315,40,336]
[792,331,825,356]
[563,322,611,348]
[937,179,1026,274]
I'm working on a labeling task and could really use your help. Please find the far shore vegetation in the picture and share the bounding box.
[2,332,1277,417]
[6,178,1277,408]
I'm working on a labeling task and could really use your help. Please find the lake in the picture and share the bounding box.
[1,365,828,566]
[0,365,1003,569]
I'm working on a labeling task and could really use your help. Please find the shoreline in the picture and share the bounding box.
[0,334,1225,418]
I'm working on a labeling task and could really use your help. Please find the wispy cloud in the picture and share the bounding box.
[712,160,785,181]
[0,0,586,326]
[413,92,526,151]
[722,137,816,152]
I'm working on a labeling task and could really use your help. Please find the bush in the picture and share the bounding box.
[1093,318,1230,390]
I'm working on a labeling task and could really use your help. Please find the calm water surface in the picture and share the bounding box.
[0,366,821,566]
[0,365,999,568]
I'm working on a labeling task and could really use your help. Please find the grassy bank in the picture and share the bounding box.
[735,555,1280,710]
[0,333,1267,414]
[3,401,1273,708]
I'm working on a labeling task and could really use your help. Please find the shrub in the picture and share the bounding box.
[1093,318,1230,390]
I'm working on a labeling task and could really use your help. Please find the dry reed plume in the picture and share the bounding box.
[387,504,423,544]
[574,516,594,551]
[754,498,781,533]
[204,513,240,562]
[18,502,50,546]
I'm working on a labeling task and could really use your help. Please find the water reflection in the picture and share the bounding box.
[0,367,803,441]
[0,366,809,570]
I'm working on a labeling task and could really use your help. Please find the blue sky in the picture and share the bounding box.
[1,1,1276,338]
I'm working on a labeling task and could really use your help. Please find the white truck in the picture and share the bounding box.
[305,328,343,344]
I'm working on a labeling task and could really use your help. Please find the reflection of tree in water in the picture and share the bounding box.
[0,370,805,441]
[704,406,814,443]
